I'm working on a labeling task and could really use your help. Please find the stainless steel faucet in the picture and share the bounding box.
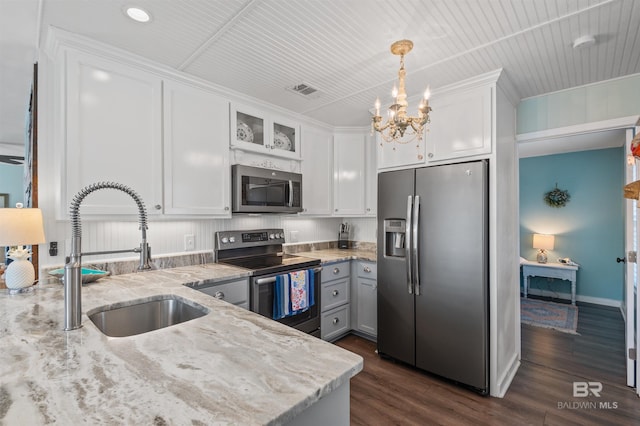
[64,182,152,331]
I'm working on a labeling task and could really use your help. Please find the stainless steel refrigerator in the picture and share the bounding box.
[377,160,489,394]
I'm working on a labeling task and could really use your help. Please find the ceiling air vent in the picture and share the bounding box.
[286,82,320,98]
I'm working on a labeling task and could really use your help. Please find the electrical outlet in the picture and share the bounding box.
[49,241,58,256]
[290,230,299,243]
[184,234,195,251]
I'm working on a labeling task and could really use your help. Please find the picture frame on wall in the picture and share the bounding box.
[0,193,8,208]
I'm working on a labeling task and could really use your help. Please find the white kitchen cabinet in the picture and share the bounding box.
[231,103,300,159]
[353,261,377,338]
[64,50,163,215]
[426,84,492,162]
[333,132,366,216]
[320,261,351,341]
[364,134,377,216]
[271,115,301,159]
[163,80,231,216]
[300,126,333,215]
[376,112,428,170]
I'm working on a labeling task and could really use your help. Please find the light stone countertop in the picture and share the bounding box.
[295,248,377,264]
[0,262,363,425]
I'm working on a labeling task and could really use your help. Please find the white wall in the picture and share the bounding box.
[39,216,378,268]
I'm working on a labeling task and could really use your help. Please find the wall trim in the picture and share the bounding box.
[516,115,640,143]
[492,351,520,398]
[525,288,622,308]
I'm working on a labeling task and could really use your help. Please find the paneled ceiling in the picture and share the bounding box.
[1,0,639,153]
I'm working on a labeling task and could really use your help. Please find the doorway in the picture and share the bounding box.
[517,118,640,396]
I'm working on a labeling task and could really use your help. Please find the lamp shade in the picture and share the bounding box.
[532,234,554,251]
[0,208,46,246]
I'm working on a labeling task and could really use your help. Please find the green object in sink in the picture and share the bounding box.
[87,294,209,337]
[48,267,110,284]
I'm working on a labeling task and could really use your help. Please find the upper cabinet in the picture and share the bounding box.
[64,50,163,216]
[163,80,231,216]
[376,115,428,170]
[231,103,301,159]
[301,126,333,216]
[364,134,377,216]
[376,76,495,170]
[426,85,492,163]
[333,132,366,216]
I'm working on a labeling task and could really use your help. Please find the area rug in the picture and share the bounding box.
[520,298,579,334]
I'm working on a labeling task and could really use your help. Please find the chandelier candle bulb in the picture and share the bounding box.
[375,98,381,116]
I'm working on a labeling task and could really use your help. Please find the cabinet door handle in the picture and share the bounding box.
[154,204,162,210]
[214,291,225,300]
[224,206,230,211]
[428,153,434,158]
[363,266,371,273]
[332,289,339,296]
[333,267,340,274]
[332,317,340,325]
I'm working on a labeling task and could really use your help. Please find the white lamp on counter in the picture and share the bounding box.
[533,233,554,264]
[0,205,46,289]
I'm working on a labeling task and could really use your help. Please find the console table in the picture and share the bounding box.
[521,260,579,305]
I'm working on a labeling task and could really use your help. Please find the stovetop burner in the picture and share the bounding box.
[215,229,320,276]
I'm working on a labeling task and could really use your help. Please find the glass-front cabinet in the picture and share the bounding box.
[231,103,300,159]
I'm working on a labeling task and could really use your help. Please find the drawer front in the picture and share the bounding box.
[323,261,350,281]
[321,304,350,341]
[321,277,349,311]
[356,261,377,278]
[196,279,249,308]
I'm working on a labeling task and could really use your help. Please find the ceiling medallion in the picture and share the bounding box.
[372,40,432,147]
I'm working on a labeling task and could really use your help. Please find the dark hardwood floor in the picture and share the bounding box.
[335,302,640,425]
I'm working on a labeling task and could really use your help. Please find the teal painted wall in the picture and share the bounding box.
[519,147,625,302]
[0,163,24,208]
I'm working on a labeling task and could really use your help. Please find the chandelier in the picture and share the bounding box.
[372,39,432,145]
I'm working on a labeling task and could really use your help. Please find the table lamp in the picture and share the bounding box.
[0,206,46,289]
[533,233,554,264]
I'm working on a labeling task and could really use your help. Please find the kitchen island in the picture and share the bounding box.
[0,263,363,425]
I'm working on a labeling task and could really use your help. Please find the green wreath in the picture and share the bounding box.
[544,184,570,208]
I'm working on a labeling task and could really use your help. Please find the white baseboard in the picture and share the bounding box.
[524,288,622,308]
[492,351,520,398]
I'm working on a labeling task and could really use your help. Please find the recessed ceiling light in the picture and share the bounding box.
[572,35,596,49]
[125,6,151,23]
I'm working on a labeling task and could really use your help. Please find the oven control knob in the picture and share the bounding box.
[221,237,229,244]
[229,237,236,243]
[269,233,275,239]
[277,233,283,239]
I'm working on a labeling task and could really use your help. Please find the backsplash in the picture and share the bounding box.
[42,240,378,282]
[41,251,214,284]
[39,216,377,268]
[284,241,376,253]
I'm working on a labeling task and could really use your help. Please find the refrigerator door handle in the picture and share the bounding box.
[412,195,421,295]
[406,195,413,294]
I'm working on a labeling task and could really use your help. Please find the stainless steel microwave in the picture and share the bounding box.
[232,165,303,213]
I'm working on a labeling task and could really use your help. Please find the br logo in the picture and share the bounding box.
[573,382,602,397]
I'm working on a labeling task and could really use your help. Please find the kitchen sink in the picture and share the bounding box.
[88,294,209,337]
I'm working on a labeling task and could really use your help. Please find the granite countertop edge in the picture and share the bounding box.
[0,260,363,425]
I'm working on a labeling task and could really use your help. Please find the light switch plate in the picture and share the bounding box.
[290,230,299,243]
[184,234,195,251]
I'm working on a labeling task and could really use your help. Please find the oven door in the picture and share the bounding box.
[251,267,321,336]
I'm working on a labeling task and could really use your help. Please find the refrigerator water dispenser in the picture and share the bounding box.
[384,219,406,257]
